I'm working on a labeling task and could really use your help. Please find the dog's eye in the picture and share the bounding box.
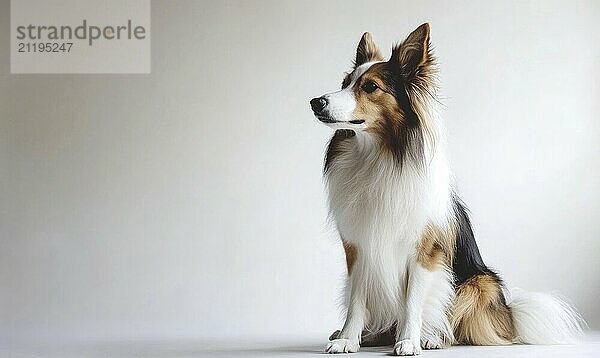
[361,81,378,94]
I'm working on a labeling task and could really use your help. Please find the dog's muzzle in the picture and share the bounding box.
[310,97,338,123]
[309,96,365,125]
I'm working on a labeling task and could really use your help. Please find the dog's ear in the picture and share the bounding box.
[355,32,383,68]
[391,23,434,84]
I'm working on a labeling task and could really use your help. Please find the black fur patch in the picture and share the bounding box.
[369,64,425,169]
[388,70,425,168]
[324,129,355,173]
[452,193,505,296]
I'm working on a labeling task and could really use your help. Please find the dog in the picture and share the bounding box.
[310,23,584,355]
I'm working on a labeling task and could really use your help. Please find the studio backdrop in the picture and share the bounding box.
[1,0,599,345]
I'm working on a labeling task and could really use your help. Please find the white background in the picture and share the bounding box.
[1,0,599,346]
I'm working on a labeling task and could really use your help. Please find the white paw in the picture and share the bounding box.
[421,337,443,350]
[394,338,421,356]
[325,338,359,354]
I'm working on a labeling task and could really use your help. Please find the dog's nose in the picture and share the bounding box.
[310,97,328,114]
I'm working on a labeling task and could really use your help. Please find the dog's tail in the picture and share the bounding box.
[508,288,585,344]
[450,273,585,345]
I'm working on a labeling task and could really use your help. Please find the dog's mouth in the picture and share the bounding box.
[316,116,365,125]
[316,115,336,123]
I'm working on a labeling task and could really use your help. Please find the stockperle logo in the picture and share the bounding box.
[11,0,150,74]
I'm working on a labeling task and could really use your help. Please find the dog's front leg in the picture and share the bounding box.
[394,259,432,356]
[325,283,366,353]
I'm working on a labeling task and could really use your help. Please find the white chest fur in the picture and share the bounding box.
[326,134,451,244]
[325,133,451,330]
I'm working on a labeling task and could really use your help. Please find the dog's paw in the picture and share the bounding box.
[329,330,342,341]
[420,336,443,350]
[393,338,421,356]
[325,338,359,354]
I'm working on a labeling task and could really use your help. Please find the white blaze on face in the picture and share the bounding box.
[319,62,378,129]
[323,88,355,123]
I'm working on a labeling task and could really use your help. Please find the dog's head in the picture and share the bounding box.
[310,23,437,162]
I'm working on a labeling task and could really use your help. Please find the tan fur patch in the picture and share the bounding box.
[350,63,404,150]
[416,223,456,271]
[348,60,437,164]
[341,238,358,275]
[450,274,516,345]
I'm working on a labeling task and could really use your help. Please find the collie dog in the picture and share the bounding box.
[310,23,584,355]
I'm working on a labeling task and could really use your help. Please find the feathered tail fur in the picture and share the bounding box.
[508,289,585,344]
